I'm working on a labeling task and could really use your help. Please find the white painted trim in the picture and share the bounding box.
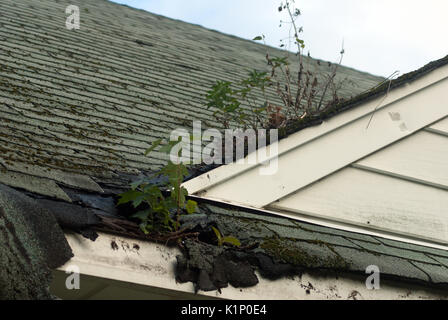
[426,127,448,137]
[183,64,448,198]
[351,129,448,191]
[181,62,448,252]
[58,231,208,298]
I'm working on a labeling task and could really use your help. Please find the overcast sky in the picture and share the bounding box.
[110,0,448,77]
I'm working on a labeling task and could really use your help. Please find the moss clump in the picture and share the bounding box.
[260,237,348,270]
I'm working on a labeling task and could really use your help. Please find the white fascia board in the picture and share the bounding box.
[183,64,448,208]
[57,231,448,300]
[58,232,197,297]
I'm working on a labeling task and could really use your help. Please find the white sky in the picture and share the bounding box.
[111,0,448,77]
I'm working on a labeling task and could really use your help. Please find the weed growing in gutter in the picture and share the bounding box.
[118,138,198,234]
[117,137,242,248]
[212,226,241,247]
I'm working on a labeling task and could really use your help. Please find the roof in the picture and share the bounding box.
[0,0,383,197]
[1,0,447,297]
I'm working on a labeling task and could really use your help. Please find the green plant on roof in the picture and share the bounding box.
[211,226,241,247]
[206,70,271,130]
[206,0,348,130]
[117,137,198,234]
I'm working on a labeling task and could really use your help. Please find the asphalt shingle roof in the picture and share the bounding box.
[0,0,383,197]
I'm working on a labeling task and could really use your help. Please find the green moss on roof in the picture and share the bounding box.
[179,202,448,290]
[260,237,348,269]
[0,0,382,196]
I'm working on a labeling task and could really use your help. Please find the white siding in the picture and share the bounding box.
[353,130,448,190]
[270,167,448,244]
[272,119,448,244]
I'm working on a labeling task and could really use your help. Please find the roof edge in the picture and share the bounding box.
[280,54,448,138]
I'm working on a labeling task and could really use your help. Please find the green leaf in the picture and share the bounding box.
[185,200,198,214]
[130,179,144,190]
[171,186,188,209]
[117,190,142,206]
[222,236,241,247]
[159,140,177,154]
[144,139,162,156]
[252,36,263,41]
[162,162,189,186]
[139,222,150,234]
[132,194,146,208]
[143,185,164,200]
[211,226,222,243]
[131,209,151,221]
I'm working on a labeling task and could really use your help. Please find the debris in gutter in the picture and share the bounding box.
[97,201,305,292]
[176,238,303,292]
[104,199,352,293]
[174,213,304,292]
[176,240,259,292]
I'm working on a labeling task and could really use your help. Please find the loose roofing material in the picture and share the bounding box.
[1,0,448,297]
[0,184,73,299]
[177,202,448,292]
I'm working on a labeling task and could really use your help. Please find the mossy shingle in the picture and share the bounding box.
[0,0,383,196]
